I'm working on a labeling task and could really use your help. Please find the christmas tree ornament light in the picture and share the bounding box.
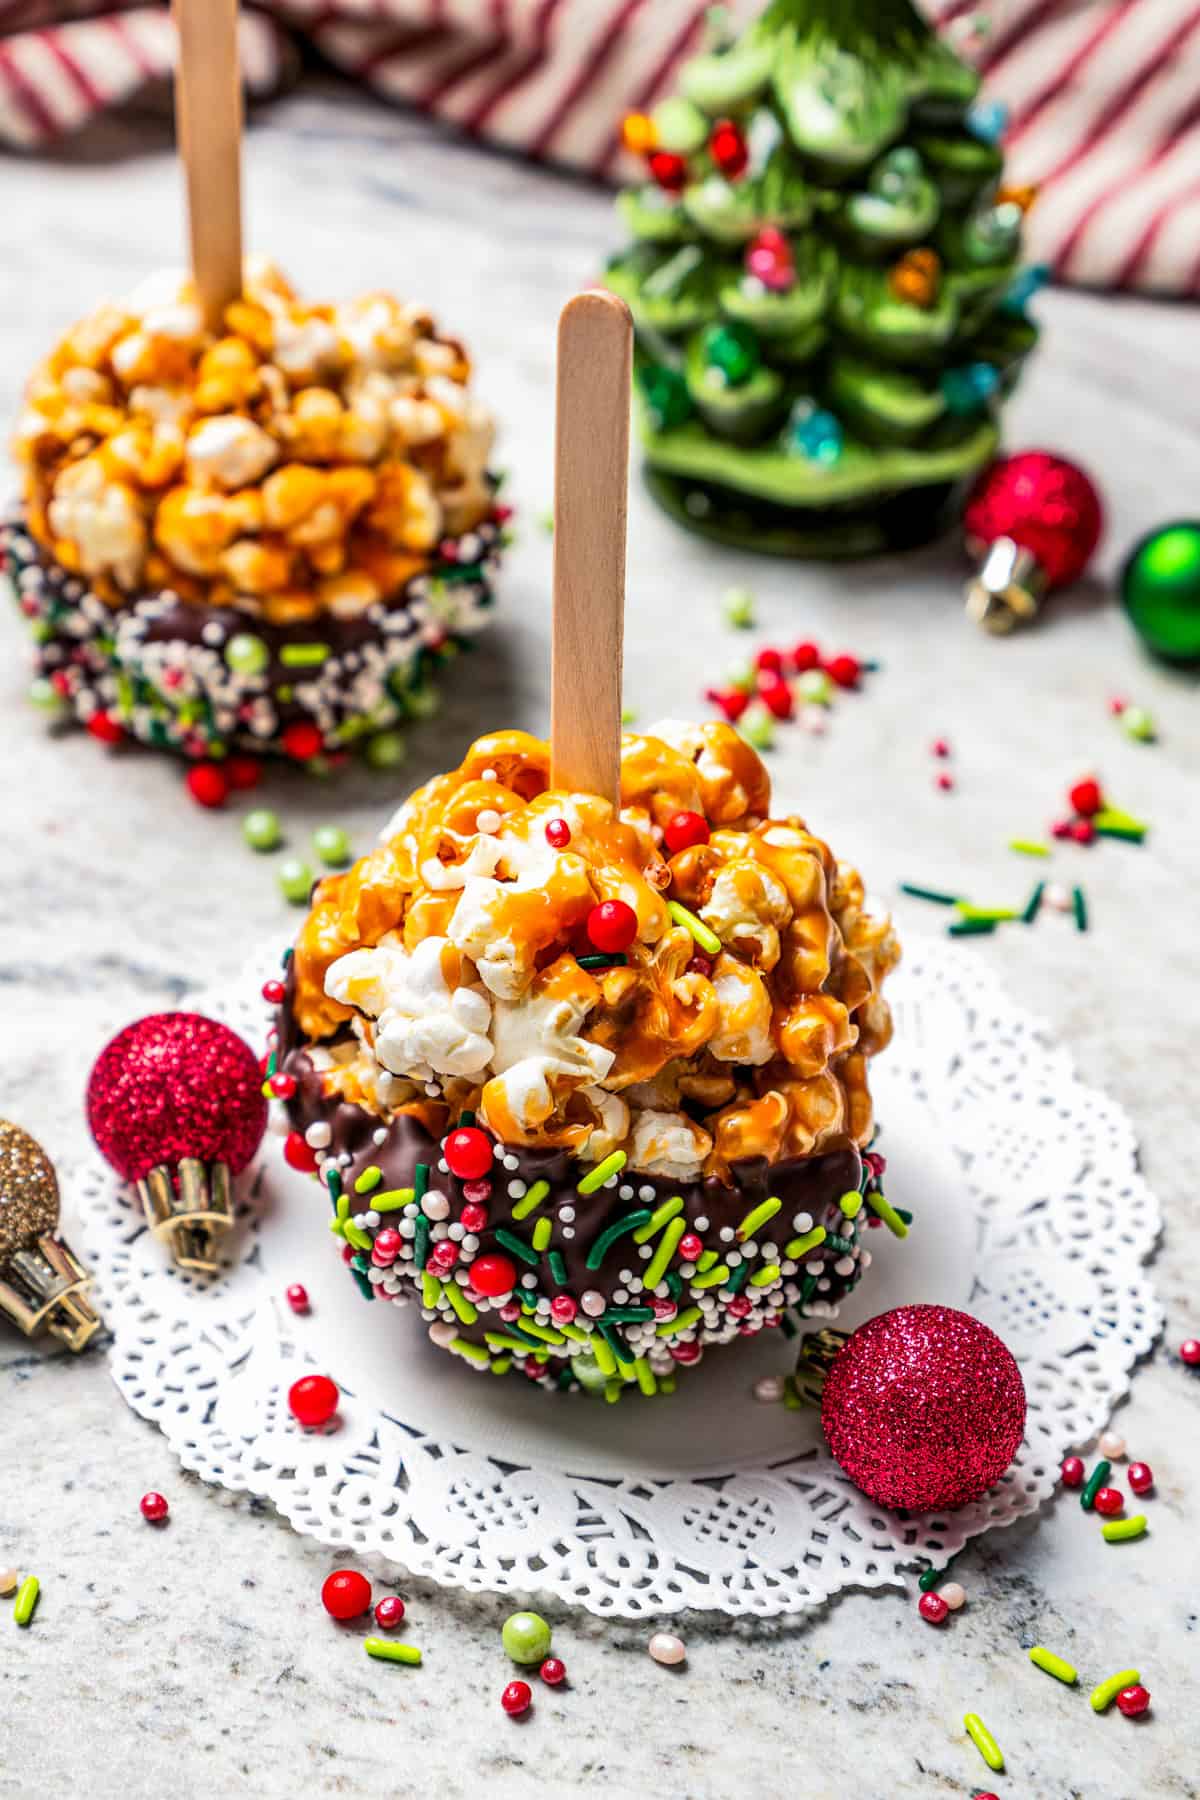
[0,1120,101,1351]
[87,1013,267,1275]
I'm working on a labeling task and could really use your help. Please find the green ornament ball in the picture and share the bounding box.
[313,824,351,867]
[701,321,760,388]
[243,808,282,853]
[365,729,407,771]
[1121,521,1200,662]
[501,1611,552,1665]
[278,857,313,903]
[225,632,270,676]
[638,363,692,432]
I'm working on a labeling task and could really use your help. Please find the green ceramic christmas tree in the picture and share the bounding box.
[606,0,1041,556]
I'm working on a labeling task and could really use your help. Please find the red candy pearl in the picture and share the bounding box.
[647,150,688,192]
[545,818,572,849]
[587,899,638,954]
[140,1491,169,1523]
[709,118,748,179]
[1069,819,1095,844]
[1069,777,1103,816]
[936,772,955,792]
[1093,1486,1124,1516]
[755,646,785,674]
[461,1202,489,1233]
[444,1126,495,1181]
[87,710,125,745]
[1116,1683,1151,1718]
[270,1071,297,1099]
[1060,1455,1086,1488]
[225,754,262,791]
[550,1295,578,1323]
[285,1283,310,1314]
[284,1131,318,1173]
[289,1373,339,1427]
[373,1229,402,1266]
[826,653,861,689]
[501,1680,533,1717]
[707,686,749,722]
[540,1657,567,1686]
[321,1569,371,1620]
[918,1592,949,1624]
[281,720,323,761]
[669,1340,702,1364]
[469,1254,518,1298]
[374,1596,405,1629]
[185,762,229,809]
[429,1241,459,1272]
[261,979,285,1004]
[758,674,794,720]
[1128,1461,1154,1495]
[1180,1338,1200,1365]
[792,640,821,671]
[679,1233,704,1262]
[663,810,710,855]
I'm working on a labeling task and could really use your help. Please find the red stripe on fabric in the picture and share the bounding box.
[1114,168,1200,289]
[1005,0,1141,145]
[356,24,453,80]
[975,0,1064,78]
[1034,4,1200,189]
[0,40,61,137]
[44,29,104,109]
[419,34,511,109]
[466,0,562,134]
[592,5,707,177]
[105,13,156,82]
[528,0,648,159]
[1054,88,1200,277]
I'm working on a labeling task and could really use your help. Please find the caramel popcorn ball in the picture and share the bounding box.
[275,722,901,1396]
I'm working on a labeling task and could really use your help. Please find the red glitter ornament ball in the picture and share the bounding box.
[501,1680,533,1717]
[468,1254,518,1298]
[663,810,710,855]
[963,452,1103,590]
[820,1305,1026,1511]
[1116,1683,1151,1718]
[444,1126,494,1181]
[587,899,638,954]
[321,1569,371,1620]
[289,1373,340,1428]
[139,1491,169,1523]
[87,1012,267,1182]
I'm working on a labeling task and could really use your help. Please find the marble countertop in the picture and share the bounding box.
[3,84,1200,1800]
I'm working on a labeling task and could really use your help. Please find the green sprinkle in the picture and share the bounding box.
[642,1217,687,1289]
[458,1109,475,1127]
[633,1196,683,1243]
[443,1282,477,1326]
[1029,1646,1078,1684]
[899,883,959,905]
[509,1317,565,1346]
[343,1221,373,1252]
[413,1163,430,1204]
[325,1165,343,1207]
[1009,839,1050,857]
[495,1227,539,1268]
[785,1225,827,1259]
[13,1577,39,1627]
[354,1166,382,1194]
[1081,1458,1111,1511]
[865,1191,908,1238]
[918,1557,955,1592]
[724,1261,750,1293]
[1102,1513,1147,1543]
[447,1337,489,1367]
[736,1196,781,1241]
[413,1214,430,1270]
[1094,806,1146,834]
[601,1306,654,1323]
[350,1268,375,1303]
[599,1323,635,1371]
[838,1190,863,1219]
[485,1332,540,1356]
[1021,880,1045,924]
[957,904,1020,923]
[554,1320,590,1344]
[825,1234,855,1255]
[948,917,996,936]
[1072,885,1088,932]
[577,953,628,970]
[604,1381,622,1404]
[659,1373,676,1396]
[585,1208,652,1271]
[692,1264,730,1289]
[531,1217,552,1253]
[963,1713,1004,1773]
[1091,1668,1140,1712]
[663,1271,684,1301]
[696,1248,718,1272]
[894,1206,914,1224]
[280,642,331,668]
[511,1179,551,1221]
[364,1638,422,1665]
[491,1357,513,1376]
[666,900,721,956]
[421,1272,442,1309]
[590,1333,617,1376]
[749,1263,781,1288]
[547,1249,568,1286]
[1094,823,1145,842]
[372,1187,414,1212]
[634,1357,659,1397]
[577,1151,628,1195]
[656,1305,702,1337]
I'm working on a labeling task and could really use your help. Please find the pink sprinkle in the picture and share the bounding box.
[1109,696,1127,714]
[931,738,951,758]
[1051,818,1073,839]
[935,772,954,792]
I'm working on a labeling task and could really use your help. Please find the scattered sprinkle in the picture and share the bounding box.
[13,1576,40,1628]
[364,1638,422,1665]
[1102,1513,1147,1543]
[666,900,721,956]
[1080,1459,1112,1511]
[577,1150,628,1195]
[1009,839,1049,857]
[1090,1668,1141,1713]
[1072,885,1088,932]
[648,1631,686,1666]
[900,883,959,905]
[721,585,756,629]
[963,1713,1004,1773]
[1029,1646,1078,1684]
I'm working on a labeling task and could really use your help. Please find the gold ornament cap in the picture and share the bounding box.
[0,1120,102,1352]
[965,536,1047,633]
[792,1326,851,1406]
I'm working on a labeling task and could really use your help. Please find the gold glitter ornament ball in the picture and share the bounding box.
[0,1119,60,1254]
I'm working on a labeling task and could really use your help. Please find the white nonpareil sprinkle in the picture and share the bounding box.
[793,1211,813,1233]
[508,1179,527,1199]
[475,808,502,834]
[305,1121,332,1149]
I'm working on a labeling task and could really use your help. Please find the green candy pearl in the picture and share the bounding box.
[501,1611,552,1666]
[722,585,756,629]
[278,858,314,904]
[226,632,270,676]
[1122,705,1156,742]
[1121,521,1200,662]
[28,676,65,713]
[365,730,407,771]
[313,824,351,867]
[243,808,282,853]
[797,668,833,705]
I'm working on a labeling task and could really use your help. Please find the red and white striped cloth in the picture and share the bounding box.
[1,0,1197,294]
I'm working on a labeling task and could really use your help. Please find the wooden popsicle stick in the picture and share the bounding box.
[173,0,243,333]
[550,290,633,807]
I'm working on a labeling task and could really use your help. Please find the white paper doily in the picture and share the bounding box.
[79,936,1162,1618]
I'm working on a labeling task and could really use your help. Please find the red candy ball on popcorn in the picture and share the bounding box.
[820,1305,1026,1512]
[86,1012,267,1181]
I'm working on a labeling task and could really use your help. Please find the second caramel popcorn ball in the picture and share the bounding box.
[6,260,507,764]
